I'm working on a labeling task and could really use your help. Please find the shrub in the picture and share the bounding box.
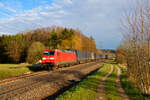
[27,42,45,64]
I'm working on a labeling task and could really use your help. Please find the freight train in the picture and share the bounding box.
[42,49,103,70]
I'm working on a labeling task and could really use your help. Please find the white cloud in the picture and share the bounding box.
[97,13,105,17]
[65,0,72,5]
[6,7,17,12]
[87,0,99,3]
[54,0,72,6]
[0,2,4,7]
[45,3,62,10]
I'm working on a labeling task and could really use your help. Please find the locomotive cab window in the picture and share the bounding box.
[44,51,55,55]
[43,52,49,55]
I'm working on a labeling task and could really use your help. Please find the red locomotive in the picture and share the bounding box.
[42,49,103,70]
[42,49,77,70]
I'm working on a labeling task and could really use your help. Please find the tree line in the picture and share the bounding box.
[116,0,150,95]
[0,26,97,64]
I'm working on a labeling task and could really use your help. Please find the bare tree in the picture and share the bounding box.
[120,0,150,94]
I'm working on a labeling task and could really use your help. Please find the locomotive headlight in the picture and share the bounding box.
[50,58,54,60]
[42,58,46,60]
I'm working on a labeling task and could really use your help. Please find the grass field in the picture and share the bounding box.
[0,64,42,79]
[120,66,150,100]
[55,64,111,100]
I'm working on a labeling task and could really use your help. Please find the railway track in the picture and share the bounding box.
[0,61,102,85]
[0,71,48,85]
[0,61,103,100]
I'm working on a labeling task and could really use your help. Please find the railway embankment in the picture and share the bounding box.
[0,62,102,100]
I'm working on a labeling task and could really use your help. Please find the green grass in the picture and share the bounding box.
[105,65,122,100]
[55,64,111,100]
[120,67,150,100]
[0,64,42,79]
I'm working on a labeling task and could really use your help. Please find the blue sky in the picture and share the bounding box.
[0,0,136,49]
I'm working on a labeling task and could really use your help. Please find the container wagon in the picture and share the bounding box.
[74,50,92,64]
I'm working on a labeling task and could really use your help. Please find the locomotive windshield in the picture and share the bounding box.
[44,51,55,55]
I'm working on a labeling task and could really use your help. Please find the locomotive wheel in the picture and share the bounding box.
[47,66,52,71]
[52,66,57,70]
[67,64,70,67]
[52,64,58,70]
[58,64,62,68]
[57,65,60,68]
[65,64,68,67]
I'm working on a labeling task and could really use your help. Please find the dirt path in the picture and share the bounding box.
[98,65,114,100]
[116,66,130,100]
